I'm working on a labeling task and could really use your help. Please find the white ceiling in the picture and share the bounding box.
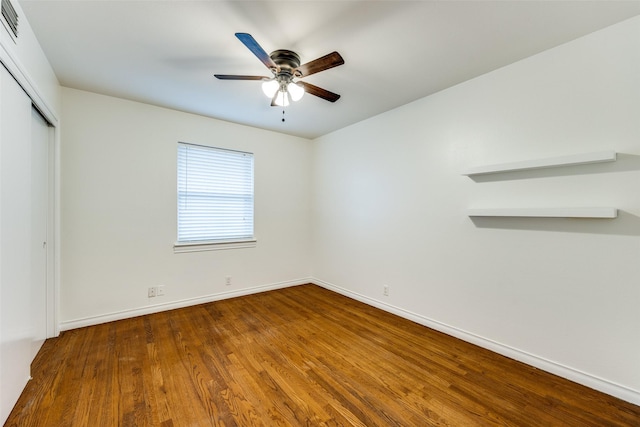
[18,1,640,140]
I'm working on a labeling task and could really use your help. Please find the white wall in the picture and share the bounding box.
[311,16,640,404]
[60,88,312,327]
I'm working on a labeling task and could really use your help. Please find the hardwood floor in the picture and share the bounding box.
[5,284,640,426]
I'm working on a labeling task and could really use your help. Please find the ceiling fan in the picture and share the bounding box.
[215,33,344,107]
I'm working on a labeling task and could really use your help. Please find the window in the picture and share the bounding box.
[175,143,254,252]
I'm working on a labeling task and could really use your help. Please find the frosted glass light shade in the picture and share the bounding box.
[261,80,279,98]
[288,82,304,101]
[274,90,290,107]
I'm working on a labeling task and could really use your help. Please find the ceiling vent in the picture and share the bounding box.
[1,0,18,38]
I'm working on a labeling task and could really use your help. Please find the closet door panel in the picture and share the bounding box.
[0,65,35,423]
[30,106,49,359]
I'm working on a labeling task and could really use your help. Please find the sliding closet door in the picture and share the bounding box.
[30,106,49,359]
[0,64,32,421]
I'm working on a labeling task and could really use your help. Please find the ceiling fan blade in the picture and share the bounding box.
[298,81,341,102]
[214,74,269,80]
[235,32,278,71]
[295,52,344,77]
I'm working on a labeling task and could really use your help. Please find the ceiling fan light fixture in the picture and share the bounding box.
[274,90,289,107]
[288,82,304,102]
[261,79,279,98]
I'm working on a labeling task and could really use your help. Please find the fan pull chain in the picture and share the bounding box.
[282,109,285,122]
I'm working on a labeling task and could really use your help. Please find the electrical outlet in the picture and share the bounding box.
[156,286,165,296]
[383,285,389,296]
[225,276,232,286]
[148,287,156,298]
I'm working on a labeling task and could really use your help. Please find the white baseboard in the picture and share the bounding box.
[59,278,312,332]
[311,278,640,406]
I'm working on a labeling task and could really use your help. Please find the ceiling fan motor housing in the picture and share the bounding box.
[270,50,301,77]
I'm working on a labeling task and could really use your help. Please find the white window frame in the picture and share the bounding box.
[174,142,255,253]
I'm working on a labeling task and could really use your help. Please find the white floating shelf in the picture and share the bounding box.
[462,150,616,176]
[467,207,618,219]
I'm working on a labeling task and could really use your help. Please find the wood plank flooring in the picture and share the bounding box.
[5,284,640,426]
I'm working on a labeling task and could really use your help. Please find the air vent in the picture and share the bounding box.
[1,0,18,38]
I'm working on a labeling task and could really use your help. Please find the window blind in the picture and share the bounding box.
[177,143,254,243]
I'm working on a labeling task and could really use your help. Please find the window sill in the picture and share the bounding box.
[173,238,257,253]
